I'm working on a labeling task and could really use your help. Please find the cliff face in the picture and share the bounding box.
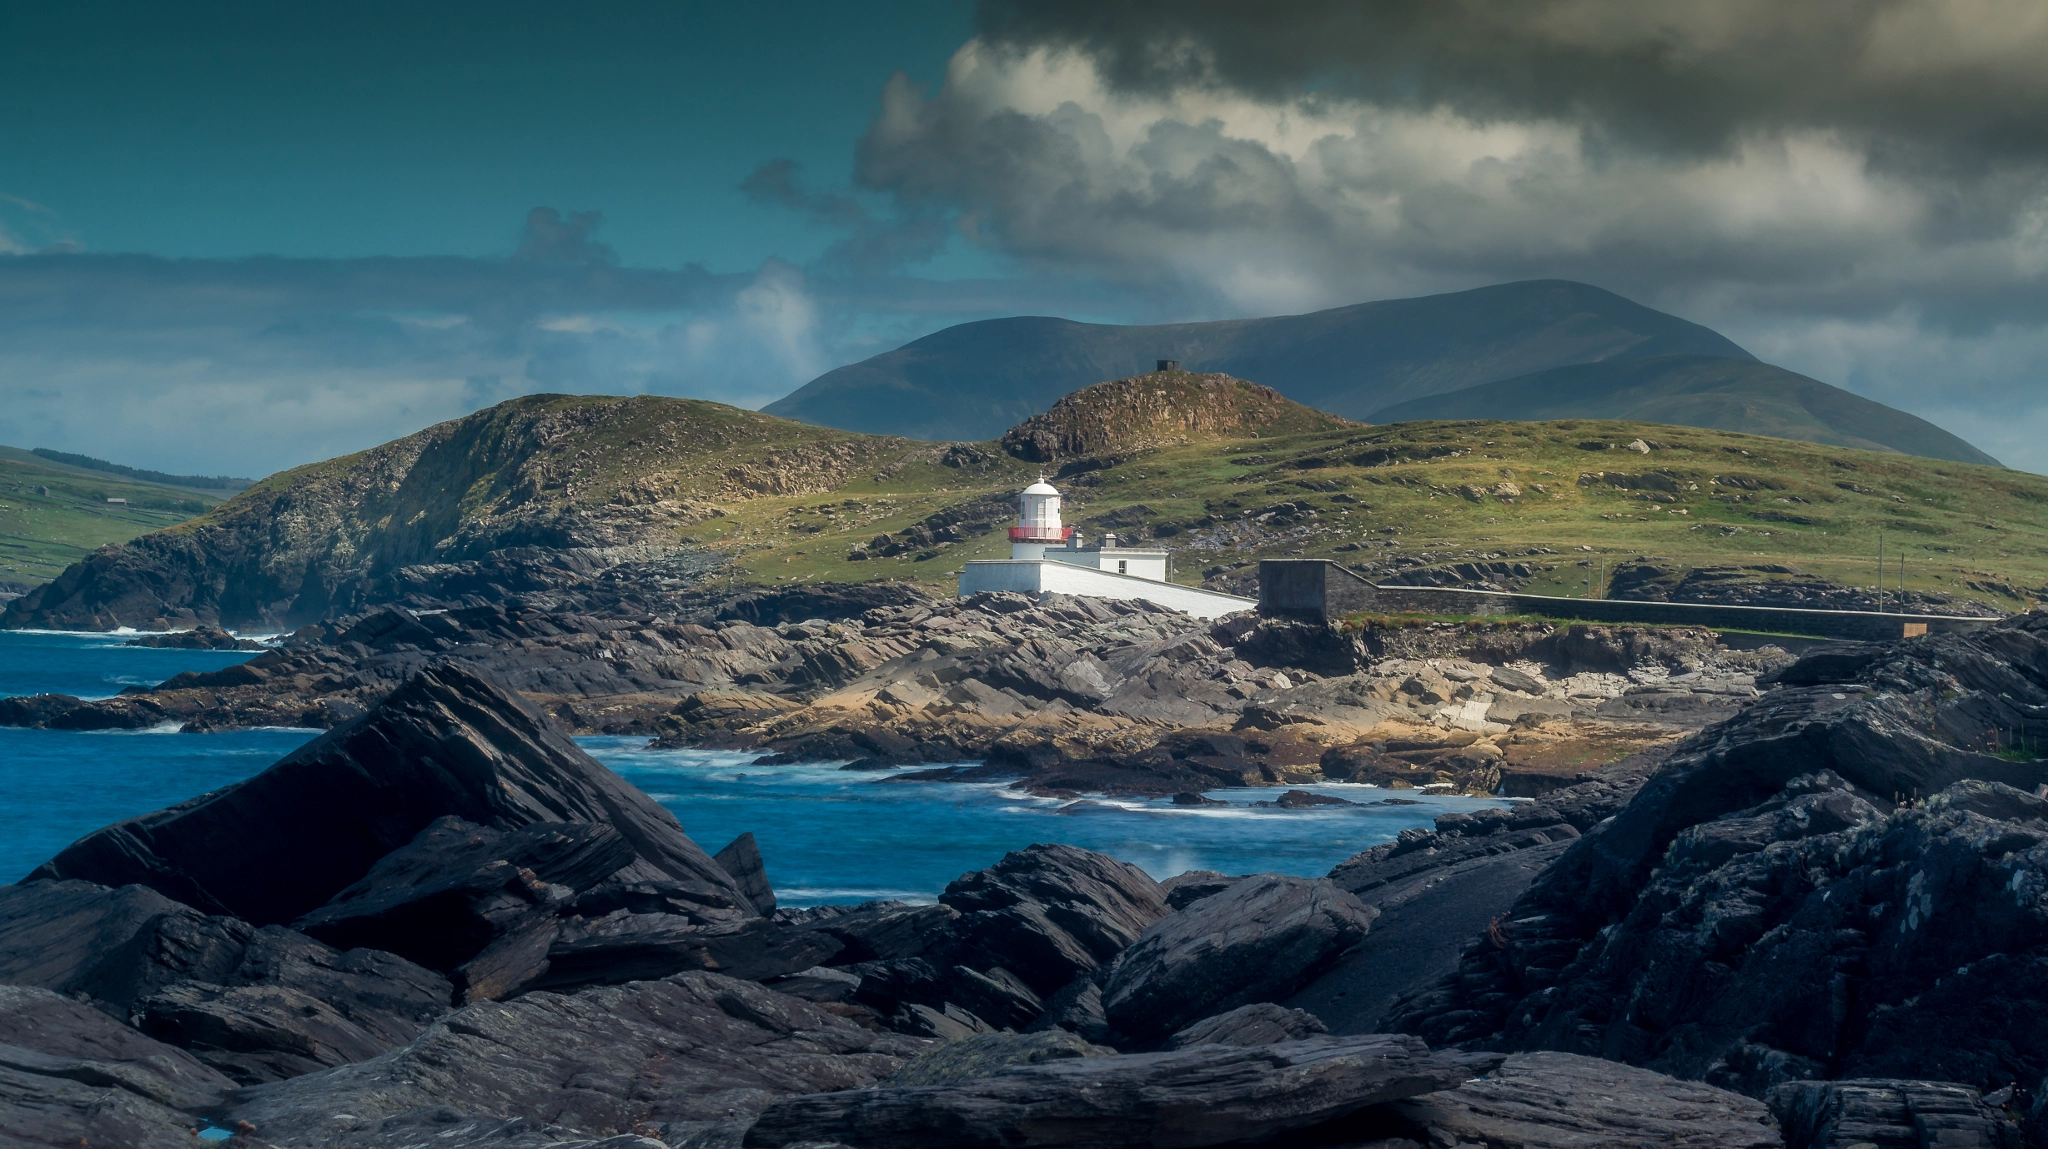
[1000,372,1352,462]
[3,394,914,631]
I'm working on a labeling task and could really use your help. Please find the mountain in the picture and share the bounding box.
[0,445,226,588]
[1366,355,2001,467]
[764,280,1753,440]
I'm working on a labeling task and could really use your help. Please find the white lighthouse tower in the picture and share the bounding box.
[1009,476,1072,559]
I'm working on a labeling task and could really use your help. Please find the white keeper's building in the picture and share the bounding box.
[957,478,1255,619]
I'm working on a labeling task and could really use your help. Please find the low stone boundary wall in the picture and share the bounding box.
[1259,559,1996,642]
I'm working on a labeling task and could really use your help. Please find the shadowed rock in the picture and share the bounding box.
[1166,1002,1328,1049]
[29,663,749,925]
[941,844,1168,995]
[1383,1051,1781,1148]
[1102,874,1377,1047]
[742,1034,1501,1149]
[1769,1078,2019,1149]
[882,1031,1113,1088]
[715,831,778,916]
[293,816,634,973]
[224,972,927,1149]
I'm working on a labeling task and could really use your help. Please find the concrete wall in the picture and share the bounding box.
[1259,559,1996,642]
[961,560,1256,619]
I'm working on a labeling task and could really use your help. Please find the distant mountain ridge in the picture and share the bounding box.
[1369,354,2001,467]
[767,280,1753,440]
[30,447,254,491]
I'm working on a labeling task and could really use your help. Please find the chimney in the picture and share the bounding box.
[1156,359,1179,372]
[1101,532,1118,549]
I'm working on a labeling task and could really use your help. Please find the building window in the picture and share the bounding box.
[1118,560,1128,574]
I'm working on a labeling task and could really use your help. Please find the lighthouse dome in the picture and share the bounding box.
[1022,479,1059,496]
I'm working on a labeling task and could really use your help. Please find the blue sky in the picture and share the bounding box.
[2,1,2045,477]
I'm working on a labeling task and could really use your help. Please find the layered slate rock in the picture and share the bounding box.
[0,879,452,1084]
[30,664,750,925]
[0,984,237,1149]
[1389,614,2048,1100]
[714,831,778,916]
[295,817,634,968]
[1102,874,1376,1047]
[224,972,927,1149]
[742,1034,1501,1149]
[1165,1002,1328,1049]
[940,844,1168,995]
[1769,1078,2020,1149]
[1289,747,1663,1033]
[1383,1051,1782,1148]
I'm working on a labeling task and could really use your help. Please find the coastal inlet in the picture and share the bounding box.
[0,629,1508,897]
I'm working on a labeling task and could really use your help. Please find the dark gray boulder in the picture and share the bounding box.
[1101,874,1376,1047]
[533,911,844,993]
[1021,977,1109,1044]
[787,900,959,962]
[294,816,634,975]
[224,972,928,1149]
[0,984,237,1149]
[941,844,1167,994]
[881,1031,1113,1087]
[0,879,242,1009]
[1166,1002,1327,1049]
[1769,1078,2019,1149]
[715,831,778,915]
[29,663,750,925]
[1382,1051,1781,1148]
[741,1034,1501,1149]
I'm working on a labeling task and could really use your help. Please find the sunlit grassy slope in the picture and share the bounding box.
[0,446,224,585]
[715,419,2048,611]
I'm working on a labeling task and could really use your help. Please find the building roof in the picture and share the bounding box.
[1022,480,1059,496]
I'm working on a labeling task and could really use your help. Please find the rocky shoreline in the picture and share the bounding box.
[5,601,2048,1145]
[0,582,1787,802]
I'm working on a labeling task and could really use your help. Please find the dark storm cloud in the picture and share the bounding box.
[975,0,2048,163]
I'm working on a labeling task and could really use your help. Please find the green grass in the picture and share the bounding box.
[0,446,226,585]
[713,417,2048,613]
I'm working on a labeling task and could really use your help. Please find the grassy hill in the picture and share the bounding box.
[0,446,225,587]
[10,382,2047,629]
[1368,355,2000,467]
[766,280,1752,440]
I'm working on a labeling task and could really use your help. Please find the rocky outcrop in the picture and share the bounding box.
[1101,874,1376,1047]
[0,984,239,1149]
[1165,1002,1329,1048]
[1384,1051,1783,1148]
[1,393,921,632]
[999,371,1351,463]
[941,843,1168,996]
[1389,612,2048,1105]
[223,972,927,1149]
[1769,1078,2020,1149]
[742,1034,1500,1149]
[30,663,749,925]
[124,625,265,649]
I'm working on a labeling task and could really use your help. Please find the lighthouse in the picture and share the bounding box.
[958,475,1255,617]
[1009,477,1073,559]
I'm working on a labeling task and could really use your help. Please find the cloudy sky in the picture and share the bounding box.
[4,1,2045,476]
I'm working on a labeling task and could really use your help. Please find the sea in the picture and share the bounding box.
[0,628,1514,905]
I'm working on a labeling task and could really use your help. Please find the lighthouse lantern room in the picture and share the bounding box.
[1008,477,1073,559]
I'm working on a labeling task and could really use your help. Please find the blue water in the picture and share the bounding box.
[0,630,1509,902]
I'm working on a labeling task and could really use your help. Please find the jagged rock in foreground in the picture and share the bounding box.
[940,843,1168,995]
[1769,1078,2020,1149]
[0,984,238,1149]
[0,879,454,1084]
[29,663,749,926]
[1390,613,2048,1103]
[1101,873,1376,1047]
[742,1034,1500,1149]
[1383,1051,1782,1148]
[1165,1002,1329,1049]
[225,972,926,1149]
[1287,745,1666,1033]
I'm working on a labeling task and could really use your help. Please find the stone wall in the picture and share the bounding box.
[1259,559,1995,642]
